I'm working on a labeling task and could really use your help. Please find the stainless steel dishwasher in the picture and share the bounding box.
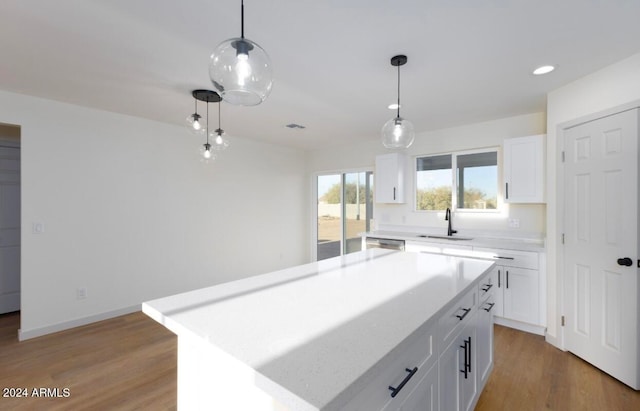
[365,237,405,251]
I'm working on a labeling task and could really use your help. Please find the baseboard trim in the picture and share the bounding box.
[18,305,141,341]
[494,316,546,336]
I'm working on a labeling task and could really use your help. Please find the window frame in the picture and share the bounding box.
[414,147,501,213]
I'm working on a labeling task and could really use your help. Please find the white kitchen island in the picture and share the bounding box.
[143,249,496,411]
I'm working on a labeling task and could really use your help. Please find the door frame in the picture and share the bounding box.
[556,99,640,350]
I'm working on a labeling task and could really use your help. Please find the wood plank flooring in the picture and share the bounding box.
[0,311,176,411]
[476,325,640,411]
[1,312,639,410]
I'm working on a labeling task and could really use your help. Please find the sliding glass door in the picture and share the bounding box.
[316,171,373,261]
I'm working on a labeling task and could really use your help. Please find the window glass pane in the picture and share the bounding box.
[317,174,341,260]
[416,154,452,211]
[456,152,497,209]
[343,172,373,254]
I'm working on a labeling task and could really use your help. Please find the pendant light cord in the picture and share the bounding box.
[241,0,245,39]
[396,63,401,119]
[206,101,210,144]
[218,101,222,132]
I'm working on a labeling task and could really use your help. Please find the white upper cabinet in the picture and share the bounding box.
[375,153,407,203]
[503,134,545,203]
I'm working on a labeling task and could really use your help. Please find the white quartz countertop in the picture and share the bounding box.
[143,249,495,411]
[364,230,545,252]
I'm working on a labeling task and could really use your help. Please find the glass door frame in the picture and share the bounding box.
[312,168,373,262]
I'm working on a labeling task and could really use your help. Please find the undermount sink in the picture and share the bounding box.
[416,234,473,241]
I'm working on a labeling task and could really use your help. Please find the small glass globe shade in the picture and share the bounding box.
[209,37,273,106]
[381,117,415,149]
[186,113,205,135]
[199,143,216,163]
[211,129,230,151]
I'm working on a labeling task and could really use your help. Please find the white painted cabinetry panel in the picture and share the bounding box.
[503,134,545,203]
[375,153,407,203]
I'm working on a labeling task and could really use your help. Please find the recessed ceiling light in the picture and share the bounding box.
[388,103,400,110]
[532,65,555,75]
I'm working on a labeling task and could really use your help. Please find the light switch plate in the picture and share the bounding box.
[32,222,45,234]
[508,218,520,228]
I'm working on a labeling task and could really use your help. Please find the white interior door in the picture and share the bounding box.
[563,108,639,389]
[0,146,20,314]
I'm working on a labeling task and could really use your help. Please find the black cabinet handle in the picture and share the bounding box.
[498,270,501,288]
[455,307,471,321]
[393,187,396,200]
[483,302,495,312]
[506,271,509,289]
[388,367,418,398]
[505,182,509,199]
[494,256,515,260]
[460,339,468,379]
[481,283,493,292]
[617,257,632,266]
[467,336,472,373]
[459,336,472,379]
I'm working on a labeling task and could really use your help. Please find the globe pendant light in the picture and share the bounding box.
[209,0,273,106]
[191,90,221,162]
[212,100,229,151]
[186,96,203,134]
[382,55,415,149]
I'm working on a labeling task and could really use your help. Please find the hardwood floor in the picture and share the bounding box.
[0,311,176,411]
[476,325,640,411]
[1,312,638,410]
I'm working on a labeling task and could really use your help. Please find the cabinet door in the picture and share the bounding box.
[477,296,495,390]
[375,153,406,203]
[493,266,505,317]
[439,321,477,411]
[388,362,439,411]
[503,134,545,203]
[503,267,539,324]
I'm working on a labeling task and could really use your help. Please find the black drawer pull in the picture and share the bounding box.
[389,367,418,398]
[481,283,493,292]
[483,302,495,312]
[494,256,515,260]
[455,307,471,321]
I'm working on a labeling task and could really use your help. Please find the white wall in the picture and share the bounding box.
[545,52,640,346]
[308,112,546,237]
[0,90,309,339]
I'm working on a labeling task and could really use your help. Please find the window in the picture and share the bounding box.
[316,171,374,261]
[416,150,498,211]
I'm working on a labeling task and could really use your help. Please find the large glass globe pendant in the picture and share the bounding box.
[382,116,415,149]
[381,55,415,149]
[209,1,273,106]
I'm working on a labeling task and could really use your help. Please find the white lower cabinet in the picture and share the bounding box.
[439,320,477,411]
[477,294,495,388]
[474,247,544,334]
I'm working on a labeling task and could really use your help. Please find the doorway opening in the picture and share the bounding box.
[0,122,21,324]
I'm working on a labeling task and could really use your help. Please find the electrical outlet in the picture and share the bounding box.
[76,287,87,300]
[508,218,520,228]
[32,222,45,234]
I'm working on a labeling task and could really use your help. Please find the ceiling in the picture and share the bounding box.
[2,1,640,151]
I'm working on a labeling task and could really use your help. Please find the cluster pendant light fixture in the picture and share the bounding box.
[381,55,415,149]
[189,89,229,162]
[209,0,273,106]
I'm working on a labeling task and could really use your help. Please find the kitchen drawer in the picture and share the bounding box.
[478,270,497,303]
[479,292,497,316]
[473,247,539,270]
[439,286,477,347]
[343,321,437,411]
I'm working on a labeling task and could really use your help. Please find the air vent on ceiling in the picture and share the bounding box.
[285,123,306,129]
